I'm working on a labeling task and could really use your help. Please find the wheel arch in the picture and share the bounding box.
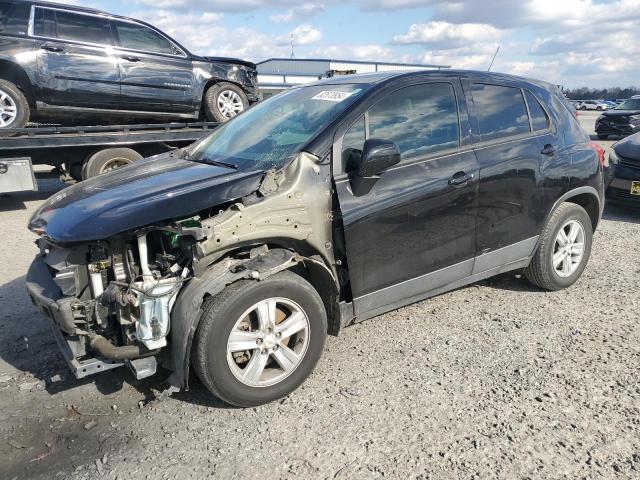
[0,59,36,107]
[546,186,602,233]
[168,245,340,390]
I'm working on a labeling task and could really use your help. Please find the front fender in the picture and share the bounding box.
[167,248,301,389]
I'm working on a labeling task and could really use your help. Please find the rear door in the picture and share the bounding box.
[32,6,120,108]
[112,19,196,113]
[334,79,479,317]
[464,81,547,272]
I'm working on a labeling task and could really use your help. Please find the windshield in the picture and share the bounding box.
[615,99,640,110]
[190,84,369,171]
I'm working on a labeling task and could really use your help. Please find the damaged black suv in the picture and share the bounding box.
[27,70,605,407]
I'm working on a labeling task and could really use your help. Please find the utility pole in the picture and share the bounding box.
[488,45,500,72]
[290,34,295,59]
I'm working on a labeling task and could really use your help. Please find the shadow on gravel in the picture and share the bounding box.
[603,204,640,224]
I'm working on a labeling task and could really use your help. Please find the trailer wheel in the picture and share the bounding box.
[83,148,143,179]
[0,79,30,135]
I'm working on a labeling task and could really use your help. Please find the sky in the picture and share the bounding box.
[56,0,640,88]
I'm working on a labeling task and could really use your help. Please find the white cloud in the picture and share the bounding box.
[270,3,325,23]
[393,21,503,48]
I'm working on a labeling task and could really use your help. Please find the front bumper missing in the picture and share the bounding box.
[26,255,124,379]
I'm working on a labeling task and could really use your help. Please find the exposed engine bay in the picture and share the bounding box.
[33,221,201,379]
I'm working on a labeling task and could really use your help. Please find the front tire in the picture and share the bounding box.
[203,82,248,122]
[525,203,593,291]
[193,271,327,407]
[0,79,30,134]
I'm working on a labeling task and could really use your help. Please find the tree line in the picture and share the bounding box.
[563,87,640,100]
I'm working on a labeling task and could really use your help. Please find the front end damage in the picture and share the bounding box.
[26,152,343,387]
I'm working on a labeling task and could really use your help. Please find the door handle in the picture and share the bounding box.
[41,45,64,53]
[541,144,556,156]
[122,55,141,62]
[449,171,474,187]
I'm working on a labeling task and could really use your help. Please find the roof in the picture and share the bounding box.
[257,57,449,69]
[297,69,554,89]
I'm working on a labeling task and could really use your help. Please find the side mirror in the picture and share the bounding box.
[351,139,401,196]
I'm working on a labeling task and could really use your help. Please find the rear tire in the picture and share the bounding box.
[0,79,30,135]
[193,271,327,407]
[203,82,248,122]
[525,203,593,291]
[83,148,143,179]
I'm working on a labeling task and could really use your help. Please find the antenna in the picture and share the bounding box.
[487,45,500,72]
[290,34,295,59]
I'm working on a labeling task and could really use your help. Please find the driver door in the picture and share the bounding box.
[333,80,479,318]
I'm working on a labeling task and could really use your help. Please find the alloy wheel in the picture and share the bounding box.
[0,89,18,128]
[217,90,244,118]
[226,297,310,387]
[553,220,585,278]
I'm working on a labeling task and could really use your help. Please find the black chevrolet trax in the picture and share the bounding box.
[0,0,261,130]
[26,70,605,407]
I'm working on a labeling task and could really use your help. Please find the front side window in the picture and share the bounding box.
[367,83,459,160]
[53,10,113,45]
[524,90,549,131]
[114,21,180,55]
[0,1,30,35]
[190,84,369,172]
[472,84,530,142]
[341,116,365,172]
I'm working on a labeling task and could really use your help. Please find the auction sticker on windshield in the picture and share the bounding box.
[312,91,357,102]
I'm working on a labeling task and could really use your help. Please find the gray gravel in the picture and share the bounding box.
[1,121,639,479]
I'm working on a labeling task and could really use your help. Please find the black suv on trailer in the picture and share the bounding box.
[0,0,261,130]
[27,70,604,407]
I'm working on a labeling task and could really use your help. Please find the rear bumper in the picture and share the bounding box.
[606,177,640,207]
[26,255,124,378]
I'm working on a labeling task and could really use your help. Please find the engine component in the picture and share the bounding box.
[135,278,181,350]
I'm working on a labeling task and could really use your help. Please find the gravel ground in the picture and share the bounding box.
[1,115,639,479]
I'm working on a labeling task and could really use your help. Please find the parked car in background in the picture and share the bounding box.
[595,97,640,139]
[606,132,640,206]
[579,100,609,111]
[26,70,604,407]
[0,0,261,131]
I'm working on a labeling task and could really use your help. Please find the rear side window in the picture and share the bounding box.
[368,83,459,160]
[53,10,113,45]
[524,90,549,131]
[471,84,530,142]
[0,1,30,35]
[114,21,179,55]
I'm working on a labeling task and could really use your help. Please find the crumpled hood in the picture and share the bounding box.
[614,132,640,160]
[29,152,264,244]
[195,55,256,70]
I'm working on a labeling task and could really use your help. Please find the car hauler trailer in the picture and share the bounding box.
[0,121,218,194]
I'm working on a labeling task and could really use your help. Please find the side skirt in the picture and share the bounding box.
[346,236,539,325]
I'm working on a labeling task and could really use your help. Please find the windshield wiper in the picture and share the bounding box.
[199,157,238,169]
[183,149,238,170]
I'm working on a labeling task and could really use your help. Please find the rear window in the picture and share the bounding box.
[0,1,30,35]
[471,84,530,142]
[54,10,113,45]
[524,90,549,131]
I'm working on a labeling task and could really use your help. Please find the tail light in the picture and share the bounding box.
[589,141,605,168]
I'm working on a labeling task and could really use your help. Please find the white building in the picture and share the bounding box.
[257,58,450,97]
